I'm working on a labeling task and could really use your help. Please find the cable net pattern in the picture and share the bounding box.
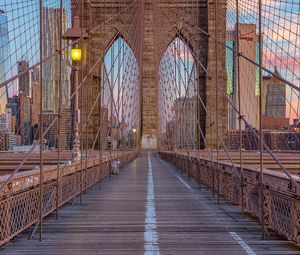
[158,37,197,150]
[0,0,299,248]
[226,0,300,123]
[0,0,73,110]
[0,152,135,245]
[0,0,142,246]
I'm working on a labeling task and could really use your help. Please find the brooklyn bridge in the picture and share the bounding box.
[0,0,299,254]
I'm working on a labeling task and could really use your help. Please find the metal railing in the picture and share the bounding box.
[0,150,137,246]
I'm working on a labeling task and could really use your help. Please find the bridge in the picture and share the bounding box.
[0,0,300,254]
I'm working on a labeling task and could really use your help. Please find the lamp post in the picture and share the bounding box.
[62,16,87,161]
[132,128,137,149]
[71,46,81,161]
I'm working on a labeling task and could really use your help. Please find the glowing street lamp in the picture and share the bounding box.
[70,46,81,161]
[132,128,137,149]
[62,16,87,161]
[71,48,82,61]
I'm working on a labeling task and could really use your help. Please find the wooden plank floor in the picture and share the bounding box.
[1,151,299,255]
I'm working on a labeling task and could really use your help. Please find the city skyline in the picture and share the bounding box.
[0,2,298,122]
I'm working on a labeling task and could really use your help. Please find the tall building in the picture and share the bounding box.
[265,68,286,118]
[99,107,109,150]
[32,108,72,150]
[0,108,11,132]
[42,8,71,112]
[263,68,289,129]
[18,60,30,96]
[31,67,40,126]
[6,96,18,116]
[0,132,7,151]
[7,131,16,150]
[60,108,72,150]
[18,94,31,145]
[42,110,58,148]
[227,23,260,130]
[262,74,271,115]
[6,95,18,141]
[0,10,9,113]
[10,114,16,133]
[174,96,197,149]
[0,108,16,151]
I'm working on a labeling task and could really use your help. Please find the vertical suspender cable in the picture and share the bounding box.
[117,36,120,157]
[210,18,215,197]
[98,1,102,190]
[39,0,44,241]
[98,71,102,189]
[110,9,114,178]
[177,54,180,162]
[56,0,63,219]
[80,0,84,205]
[101,0,106,186]
[214,0,220,204]
[258,0,265,240]
[235,0,245,215]
[83,0,88,195]
[83,0,88,194]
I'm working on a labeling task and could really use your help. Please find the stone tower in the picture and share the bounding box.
[78,0,227,149]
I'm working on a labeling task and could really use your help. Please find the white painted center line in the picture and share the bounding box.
[144,151,160,255]
[177,176,192,190]
[229,232,257,255]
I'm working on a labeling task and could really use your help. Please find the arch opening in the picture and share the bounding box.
[100,36,140,150]
[158,37,199,150]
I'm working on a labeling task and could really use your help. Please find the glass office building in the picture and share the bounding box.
[42,7,71,112]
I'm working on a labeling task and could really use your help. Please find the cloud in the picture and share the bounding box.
[264,14,299,44]
[164,38,195,63]
[264,49,300,73]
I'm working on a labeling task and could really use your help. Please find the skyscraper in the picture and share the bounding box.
[0,108,16,151]
[0,10,9,114]
[18,60,30,96]
[227,23,260,130]
[0,108,11,132]
[42,8,71,112]
[31,66,40,126]
[10,94,32,145]
[262,68,289,129]
[265,68,286,119]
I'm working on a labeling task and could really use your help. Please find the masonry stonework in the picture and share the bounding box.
[79,0,227,149]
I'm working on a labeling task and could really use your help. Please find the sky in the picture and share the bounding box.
[103,37,140,128]
[0,0,72,97]
[226,0,300,121]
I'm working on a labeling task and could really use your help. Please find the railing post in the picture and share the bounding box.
[188,151,191,181]
[38,0,44,241]
[196,159,200,188]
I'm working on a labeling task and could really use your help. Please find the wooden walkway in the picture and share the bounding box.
[1,151,299,255]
